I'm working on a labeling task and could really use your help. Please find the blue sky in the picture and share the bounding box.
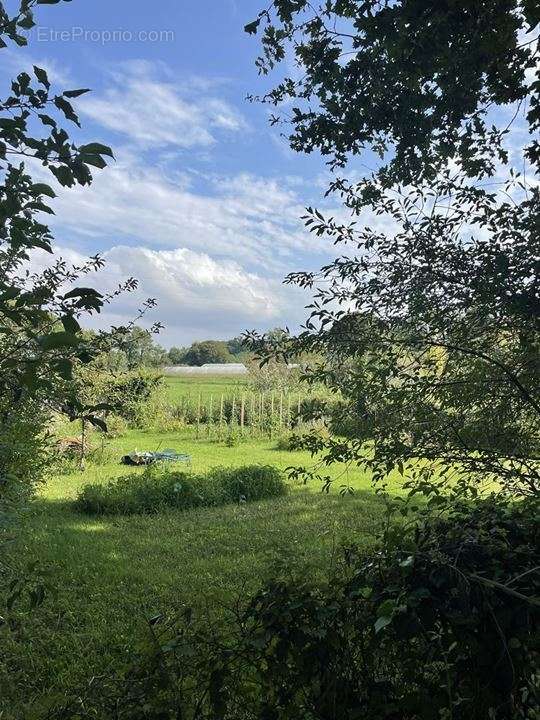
[2,0,339,347]
[4,2,530,347]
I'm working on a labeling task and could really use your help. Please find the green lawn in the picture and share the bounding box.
[163,374,248,403]
[2,424,398,715]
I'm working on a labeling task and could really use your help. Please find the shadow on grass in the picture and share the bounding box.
[4,488,388,715]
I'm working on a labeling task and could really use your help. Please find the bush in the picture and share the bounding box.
[0,397,51,513]
[74,464,286,515]
[207,465,287,502]
[103,415,129,438]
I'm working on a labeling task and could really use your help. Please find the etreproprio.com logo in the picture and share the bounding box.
[36,27,176,44]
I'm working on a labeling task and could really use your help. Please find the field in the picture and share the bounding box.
[163,373,248,403]
[2,377,403,714]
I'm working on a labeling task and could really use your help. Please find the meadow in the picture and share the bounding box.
[1,376,401,715]
[163,373,248,403]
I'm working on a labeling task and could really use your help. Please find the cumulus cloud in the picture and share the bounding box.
[78,60,248,149]
[41,154,330,274]
[30,244,305,345]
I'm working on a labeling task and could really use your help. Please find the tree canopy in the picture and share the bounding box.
[247,0,540,497]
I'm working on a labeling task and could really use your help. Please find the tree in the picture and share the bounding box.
[0,1,158,509]
[167,346,187,365]
[246,1,540,497]
[115,326,167,369]
[182,340,234,366]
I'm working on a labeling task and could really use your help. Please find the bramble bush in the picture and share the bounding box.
[73,464,287,515]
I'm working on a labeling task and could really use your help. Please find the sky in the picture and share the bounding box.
[2,2,533,349]
[1,0,340,348]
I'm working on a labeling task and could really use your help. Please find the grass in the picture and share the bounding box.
[163,374,248,403]
[1,413,402,714]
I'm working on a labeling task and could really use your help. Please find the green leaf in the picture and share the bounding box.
[377,599,396,617]
[78,142,114,158]
[61,314,81,334]
[32,183,56,199]
[33,66,50,89]
[0,287,21,301]
[63,88,91,98]
[374,616,392,634]
[81,154,107,169]
[63,287,103,300]
[54,96,80,126]
[51,165,74,188]
[87,416,108,432]
[244,19,260,35]
[52,358,73,381]
[38,331,79,351]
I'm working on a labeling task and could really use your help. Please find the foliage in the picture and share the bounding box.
[245,0,540,498]
[247,355,301,394]
[167,337,250,366]
[97,368,164,426]
[0,0,160,508]
[246,0,539,179]
[74,464,287,515]
[64,496,538,720]
[167,345,188,365]
[182,340,235,366]
[276,425,330,452]
[0,423,382,717]
[0,393,51,512]
[113,326,168,370]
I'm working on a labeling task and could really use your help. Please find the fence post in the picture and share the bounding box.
[240,394,245,435]
[270,392,275,438]
[208,394,213,437]
[231,396,237,437]
[219,394,224,439]
[250,394,255,437]
[287,394,292,430]
[279,391,284,431]
[196,393,201,439]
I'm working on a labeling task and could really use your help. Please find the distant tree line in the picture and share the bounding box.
[167,337,250,367]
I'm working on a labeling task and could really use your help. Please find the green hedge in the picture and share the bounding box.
[73,464,287,515]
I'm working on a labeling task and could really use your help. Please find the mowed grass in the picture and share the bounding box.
[3,418,401,713]
[163,373,248,403]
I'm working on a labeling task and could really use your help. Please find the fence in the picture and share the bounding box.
[170,391,310,440]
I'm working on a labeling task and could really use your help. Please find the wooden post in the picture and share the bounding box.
[287,394,292,430]
[279,392,284,430]
[231,396,236,436]
[219,394,224,439]
[196,393,201,439]
[240,395,245,435]
[250,394,255,437]
[270,392,275,438]
[208,395,213,437]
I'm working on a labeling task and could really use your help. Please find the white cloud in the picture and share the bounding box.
[31,244,304,345]
[79,61,248,149]
[41,153,330,274]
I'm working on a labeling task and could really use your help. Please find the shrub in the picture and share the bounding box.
[208,465,287,503]
[103,415,129,438]
[74,464,286,515]
[0,396,51,512]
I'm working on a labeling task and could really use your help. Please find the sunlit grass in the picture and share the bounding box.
[3,423,400,713]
